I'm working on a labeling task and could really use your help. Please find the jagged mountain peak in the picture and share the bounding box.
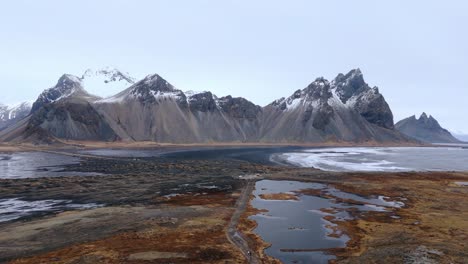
[137,74,176,92]
[57,74,82,87]
[267,69,394,129]
[31,74,89,112]
[332,69,393,129]
[216,95,262,119]
[415,112,441,130]
[185,91,217,112]
[102,73,186,105]
[333,69,367,104]
[396,113,459,143]
[268,77,333,111]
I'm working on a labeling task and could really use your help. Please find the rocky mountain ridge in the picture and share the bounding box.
[396,113,461,143]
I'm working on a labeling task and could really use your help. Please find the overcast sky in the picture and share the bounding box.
[1,0,467,133]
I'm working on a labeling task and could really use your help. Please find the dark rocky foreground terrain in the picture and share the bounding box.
[0,149,467,263]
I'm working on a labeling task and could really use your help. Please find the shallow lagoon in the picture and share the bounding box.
[250,180,403,263]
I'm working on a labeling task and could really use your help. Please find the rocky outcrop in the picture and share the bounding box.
[216,96,262,119]
[187,91,217,112]
[396,113,461,143]
[333,69,394,129]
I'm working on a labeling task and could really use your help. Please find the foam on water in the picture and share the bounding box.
[277,147,468,172]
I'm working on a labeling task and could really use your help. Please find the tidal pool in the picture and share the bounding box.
[250,180,403,263]
[0,152,99,179]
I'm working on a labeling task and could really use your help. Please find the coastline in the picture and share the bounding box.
[0,139,426,153]
[1,143,467,263]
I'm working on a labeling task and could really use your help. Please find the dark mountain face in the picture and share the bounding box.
[396,113,461,143]
[1,68,410,144]
[187,91,217,112]
[334,69,367,102]
[127,74,187,106]
[333,69,394,129]
[31,74,94,113]
[216,96,262,119]
[26,100,118,141]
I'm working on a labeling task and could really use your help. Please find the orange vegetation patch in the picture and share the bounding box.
[326,172,468,263]
[259,192,298,201]
[157,191,238,208]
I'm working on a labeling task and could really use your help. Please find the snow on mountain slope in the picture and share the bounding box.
[0,102,32,130]
[30,74,90,112]
[96,73,186,105]
[332,69,394,129]
[261,69,405,142]
[0,102,32,121]
[81,67,135,98]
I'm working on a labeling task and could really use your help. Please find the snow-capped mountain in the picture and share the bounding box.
[0,102,32,130]
[333,69,394,129]
[97,74,185,105]
[396,113,461,143]
[94,74,261,142]
[261,69,402,142]
[266,69,393,129]
[30,74,92,112]
[31,67,135,113]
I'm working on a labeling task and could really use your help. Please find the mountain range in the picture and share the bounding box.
[0,67,438,144]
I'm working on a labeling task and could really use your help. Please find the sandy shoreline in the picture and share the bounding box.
[0,139,427,153]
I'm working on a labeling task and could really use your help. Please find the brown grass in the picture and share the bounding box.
[10,192,246,264]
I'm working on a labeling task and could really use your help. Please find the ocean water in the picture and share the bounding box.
[275,147,468,172]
